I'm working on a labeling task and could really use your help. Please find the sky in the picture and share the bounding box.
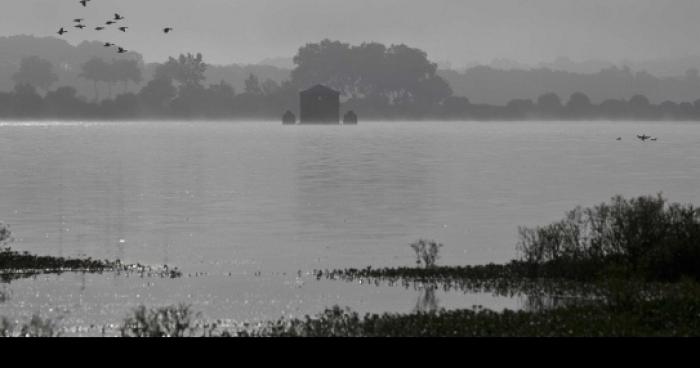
[2,0,700,66]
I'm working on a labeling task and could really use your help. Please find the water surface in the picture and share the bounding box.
[0,121,698,334]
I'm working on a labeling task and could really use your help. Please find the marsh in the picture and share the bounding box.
[0,120,699,335]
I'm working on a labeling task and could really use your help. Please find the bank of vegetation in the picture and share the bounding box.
[0,223,181,282]
[3,193,699,337]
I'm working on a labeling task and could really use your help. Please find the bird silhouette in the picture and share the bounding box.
[74,24,86,29]
[106,21,116,25]
[118,26,128,32]
[73,18,84,23]
[95,26,105,31]
[163,27,174,33]
[651,137,658,141]
[79,0,90,7]
[117,47,128,54]
[637,134,651,142]
[104,42,115,47]
[114,13,125,21]
[616,137,622,141]
[57,27,68,35]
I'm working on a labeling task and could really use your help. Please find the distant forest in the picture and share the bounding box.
[2,35,700,121]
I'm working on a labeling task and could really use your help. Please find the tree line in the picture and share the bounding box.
[3,39,700,121]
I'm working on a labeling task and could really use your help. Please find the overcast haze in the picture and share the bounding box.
[1,0,700,66]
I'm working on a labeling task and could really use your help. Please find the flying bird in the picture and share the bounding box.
[106,21,116,25]
[163,27,174,34]
[57,27,68,36]
[73,18,84,23]
[114,13,125,21]
[74,24,86,29]
[118,27,128,32]
[79,0,90,7]
[95,26,105,31]
[637,134,651,142]
[104,42,115,47]
[117,47,128,54]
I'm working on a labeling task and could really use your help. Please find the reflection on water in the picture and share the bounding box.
[414,285,440,313]
[0,121,699,333]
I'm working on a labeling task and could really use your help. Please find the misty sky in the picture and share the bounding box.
[2,0,700,66]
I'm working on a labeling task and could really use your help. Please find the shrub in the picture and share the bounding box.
[120,304,217,337]
[0,314,61,337]
[0,223,12,246]
[410,240,443,268]
[516,194,700,281]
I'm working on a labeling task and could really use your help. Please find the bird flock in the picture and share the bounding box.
[57,0,173,54]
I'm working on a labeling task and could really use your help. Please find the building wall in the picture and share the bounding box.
[300,90,340,124]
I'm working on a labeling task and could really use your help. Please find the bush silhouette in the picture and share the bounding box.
[410,240,443,268]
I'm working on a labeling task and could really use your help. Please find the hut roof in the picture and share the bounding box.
[300,84,340,96]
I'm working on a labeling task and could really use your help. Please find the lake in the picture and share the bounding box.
[1,121,699,335]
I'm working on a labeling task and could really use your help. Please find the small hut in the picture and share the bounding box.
[300,85,340,124]
[343,111,358,125]
[282,110,296,125]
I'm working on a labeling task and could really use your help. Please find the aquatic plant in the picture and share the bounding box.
[410,239,443,268]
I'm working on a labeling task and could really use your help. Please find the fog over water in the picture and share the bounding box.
[2,0,700,66]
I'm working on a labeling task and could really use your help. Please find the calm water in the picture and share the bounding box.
[1,121,699,335]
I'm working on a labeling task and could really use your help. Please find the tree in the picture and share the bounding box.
[12,56,58,92]
[154,53,207,87]
[206,81,236,117]
[112,59,143,93]
[261,78,281,96]
[410,239,443,269]
[628,94,653,118]
[537,93,563,117]
[138,78,176,113]
[290,40,452,110]
[80,58,110,101]
[44,86,85,118]
[566,92,593,118]
[12,84,43,117]
[244,74,263,95]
